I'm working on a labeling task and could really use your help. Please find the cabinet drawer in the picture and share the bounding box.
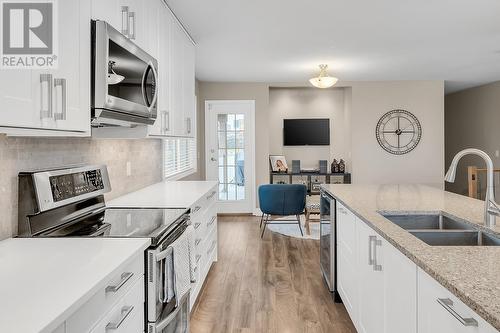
[66,254,143,332]
[90,276,145,333]
[190,186,218,220]
[418,268,497,333]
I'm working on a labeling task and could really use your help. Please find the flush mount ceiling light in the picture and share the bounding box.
[309,64,338,88]
[107,60,125,85]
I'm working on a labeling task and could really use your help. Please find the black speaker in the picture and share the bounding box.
[319,160,328,173]
[292,160,300,173]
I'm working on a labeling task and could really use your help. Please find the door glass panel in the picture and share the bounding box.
[217,113,245,201]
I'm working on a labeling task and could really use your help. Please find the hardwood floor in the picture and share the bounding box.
[190,215,356,333]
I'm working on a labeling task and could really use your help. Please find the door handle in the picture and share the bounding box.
[128,11,136,39]
[121,6,129,36]
[40,74,53,119]
[164,111,170,132]
[368,235,376,266]
[54,78,66,120]
[437,298,478,327]
[211,157,217,162]
[372,236,382,271]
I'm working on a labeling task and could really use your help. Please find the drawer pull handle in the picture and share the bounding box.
[105,272,133,293]
[437,298,478,327]
[207,241,216,255]
[206,191,216,200]
[192,206,201,213]
[196,254,201,263]
[195,238,202,246]
[106,305,134,330]
[207,216,217,227]
[194,222,201,229]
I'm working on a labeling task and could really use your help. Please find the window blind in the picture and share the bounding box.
[163,137,197,179]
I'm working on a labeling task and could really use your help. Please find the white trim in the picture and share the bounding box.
[205,100,256,213]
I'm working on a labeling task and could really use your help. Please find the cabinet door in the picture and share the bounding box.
[418,268,497,333]
[182,39,195,138]
[384,239,417,333]
[170,17,186,137]
[336,203,358,323]
[149,1,172,137]
[357,220,385,333]
[91,0,121,31]
[0,69,37,128]
[51,0,90,132]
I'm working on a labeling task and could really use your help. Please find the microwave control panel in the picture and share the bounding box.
[49,169,104,202]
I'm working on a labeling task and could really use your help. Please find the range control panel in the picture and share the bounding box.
[49,169,104,202]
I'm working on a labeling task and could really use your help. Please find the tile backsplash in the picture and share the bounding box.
[0,134,163,240]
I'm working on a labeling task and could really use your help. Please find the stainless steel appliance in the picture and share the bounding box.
[18,165,190,332]
[319,189,341,302]
[91,20,158,127]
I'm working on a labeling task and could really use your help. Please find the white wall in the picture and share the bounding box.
[268,87,347,169]
[349,81,445,184]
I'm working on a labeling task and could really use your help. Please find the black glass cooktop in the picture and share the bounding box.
[104,208,189,246]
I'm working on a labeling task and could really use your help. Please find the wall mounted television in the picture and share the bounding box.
[283,118,330,146]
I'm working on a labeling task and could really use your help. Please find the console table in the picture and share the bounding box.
[269,171,351,194]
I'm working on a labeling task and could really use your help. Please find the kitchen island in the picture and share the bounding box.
[322,183,500,332]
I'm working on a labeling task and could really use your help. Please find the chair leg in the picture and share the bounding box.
[297,214,304,236]
[259,213,265,228]
[261,214,269,238]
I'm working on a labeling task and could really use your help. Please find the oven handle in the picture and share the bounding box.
[141,61,158,108]
[155,292,190,331]
[156,246,173,262]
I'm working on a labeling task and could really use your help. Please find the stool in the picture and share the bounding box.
[305,195,321,235]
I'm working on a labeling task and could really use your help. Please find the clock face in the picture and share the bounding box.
[375,109,421,155]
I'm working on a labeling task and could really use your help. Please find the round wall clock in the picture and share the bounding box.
[375,109,422,155]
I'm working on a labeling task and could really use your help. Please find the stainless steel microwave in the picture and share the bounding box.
[91,20,158,127]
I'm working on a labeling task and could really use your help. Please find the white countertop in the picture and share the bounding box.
[0,238,150,333]
[107,181,218,208]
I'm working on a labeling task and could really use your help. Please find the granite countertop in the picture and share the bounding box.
[107,180,218,208]
[321,184,500,331]
[0,238,150,333]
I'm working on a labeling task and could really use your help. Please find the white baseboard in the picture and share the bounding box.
[253,208,262,216]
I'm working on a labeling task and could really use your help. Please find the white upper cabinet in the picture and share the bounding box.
[0,0,91,136]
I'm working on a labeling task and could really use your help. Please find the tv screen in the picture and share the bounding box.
[283,118,330,146]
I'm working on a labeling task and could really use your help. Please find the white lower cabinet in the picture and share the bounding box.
[418,268,497,333]
[337,204,417,333]
[336,203,498,333]
[54,253,145,333]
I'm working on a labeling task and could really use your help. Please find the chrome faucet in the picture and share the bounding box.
[445,148,500,228]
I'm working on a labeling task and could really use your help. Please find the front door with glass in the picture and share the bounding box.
[205,100,255,213]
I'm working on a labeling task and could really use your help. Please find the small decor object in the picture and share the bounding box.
[375,109,422,155]
[292,160,301,173]
[331,159,339,173]
[339,159,346,173]
[319,160,328,173]
[269,155,288,172]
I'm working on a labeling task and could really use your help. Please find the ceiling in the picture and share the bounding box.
[166,0,500,93]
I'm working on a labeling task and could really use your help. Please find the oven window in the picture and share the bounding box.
[107,39,154,107]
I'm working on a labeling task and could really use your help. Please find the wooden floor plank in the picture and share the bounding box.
[190,215,356,333]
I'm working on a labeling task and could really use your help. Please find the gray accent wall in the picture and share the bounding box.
[445,81,500,198]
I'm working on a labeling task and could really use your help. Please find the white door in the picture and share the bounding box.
[205,100,255,214]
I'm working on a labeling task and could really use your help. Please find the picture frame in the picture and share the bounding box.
[269,155,288,172]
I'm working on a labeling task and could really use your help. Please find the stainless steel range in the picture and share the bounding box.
[17,165,190,333]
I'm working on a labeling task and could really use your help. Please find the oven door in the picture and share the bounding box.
[146,222,189,323]
[147,292,189,333]
[93,20,157,123]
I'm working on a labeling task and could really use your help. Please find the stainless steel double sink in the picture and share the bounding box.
[380,213,500,246]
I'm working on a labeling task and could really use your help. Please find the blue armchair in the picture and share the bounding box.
[258,184,307,238]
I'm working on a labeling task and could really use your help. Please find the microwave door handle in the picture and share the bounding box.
[141,63,158,109]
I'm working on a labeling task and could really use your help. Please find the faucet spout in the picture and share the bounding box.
[445,148,497,228]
